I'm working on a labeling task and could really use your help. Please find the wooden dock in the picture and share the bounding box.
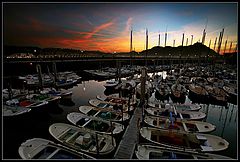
[113,106,143,159]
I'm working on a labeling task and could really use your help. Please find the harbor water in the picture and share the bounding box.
[2,70,238,159]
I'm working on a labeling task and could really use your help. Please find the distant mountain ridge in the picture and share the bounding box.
[3,43,236,58]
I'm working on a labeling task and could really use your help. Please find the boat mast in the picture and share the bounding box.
[130,28,133,66]
[182,33,184,46]
[191,35,193,45]
[223,37,228,54]
[217,28,224,54]
[234,43,237,53]
[158,31,160,46]
[201,18,208,45]
[145,28,148,66]
[208,39,211,48]
[229,41,232,53]
[213,37,217,51]
[164,26,167,47]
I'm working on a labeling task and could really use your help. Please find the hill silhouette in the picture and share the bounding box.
[3,43,233,58]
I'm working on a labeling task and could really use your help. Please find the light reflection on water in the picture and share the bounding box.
[72,80,106,106]
[201,104,238,159]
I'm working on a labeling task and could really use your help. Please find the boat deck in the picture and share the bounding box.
[113,106,142,159]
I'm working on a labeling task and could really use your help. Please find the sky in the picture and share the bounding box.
[3,2,238,54]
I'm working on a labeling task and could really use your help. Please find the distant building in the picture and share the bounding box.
[6,53,35,58]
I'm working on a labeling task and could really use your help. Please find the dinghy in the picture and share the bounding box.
[170,83,187,104]
[188,84,209,104]
[144,115,216,133]
[145,107,206,120]
[154,82,171,102]
[96,95,136,105]
[117,79,136,97]
[165,75,177,86]
[207,77,224,88]
[205,85,229,106]
[140,127,229,152]
[67,112,124,135]
[79,105,130,122]
[191,77,208,87]
[178,76,192,88]
[223,85,237,105]
[135,144,233,159]
[148,102,202,111]
[18,138,95,159]
[104,79,119,89]
[3,104,31,117]
[5,97,49,113]
[89,99,134,112]
[49,123,116,155]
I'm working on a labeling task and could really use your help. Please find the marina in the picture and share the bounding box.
[3,2,238,160]
[2,62,238,159]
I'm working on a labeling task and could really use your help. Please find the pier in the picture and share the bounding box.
[3,55,224,64]
[114,105,142,159]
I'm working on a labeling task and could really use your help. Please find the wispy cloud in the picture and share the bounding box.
[124,17,133,33]
[84,20,115,39]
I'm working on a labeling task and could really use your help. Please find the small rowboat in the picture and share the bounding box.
[67,112,124,135]
[49,123,116,155]
[144,115,216,133]
[135,144,233,159]
[96,95,136,105]
[140,127,229,152]
[145,107,206,120]
[89,99,134,112]
[205,85,229,106]
[148,102,202,111]
[18,138,95,159]
[3,105,31,117]
[79,105,130,122]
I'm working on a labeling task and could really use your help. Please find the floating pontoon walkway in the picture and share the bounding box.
[114,106,143,159]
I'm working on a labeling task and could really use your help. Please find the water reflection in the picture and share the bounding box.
[3,71,238,159]
[221,107,229,137]
[219,106,224,121]
[234,108,237,122]
[228,105,234,122]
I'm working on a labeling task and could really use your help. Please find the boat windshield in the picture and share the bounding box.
[87,109,98,116]
[86,120,111,132]
[97,103,109,108]
[33,146,56,159]
[176,105,191,111]
[51,150,83,159]
[96,112,117,120]
[149,151,193,159]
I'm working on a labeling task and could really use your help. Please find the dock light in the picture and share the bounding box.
[83,81,86,91]
[30,63,32,65]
